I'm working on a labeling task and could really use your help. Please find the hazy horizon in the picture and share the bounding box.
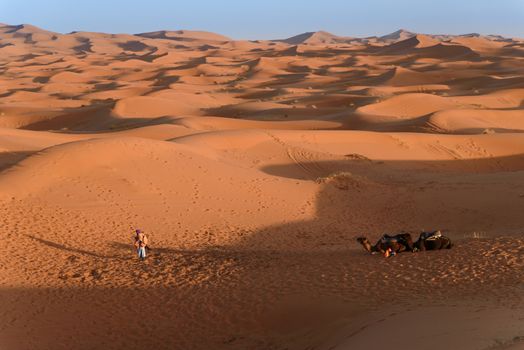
[0,0,522,40]
[1,22,520,41]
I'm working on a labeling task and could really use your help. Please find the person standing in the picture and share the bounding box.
[133,229,149,261]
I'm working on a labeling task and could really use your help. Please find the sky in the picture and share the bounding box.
[0,0,523,39]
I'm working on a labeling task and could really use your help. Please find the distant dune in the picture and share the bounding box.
[279,31,355,45]
[136,29,231,42]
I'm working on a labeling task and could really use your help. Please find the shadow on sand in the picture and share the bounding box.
[3,155,524,349]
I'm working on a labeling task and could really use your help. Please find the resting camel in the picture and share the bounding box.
[413,231,452,251]
[356,232,415,256]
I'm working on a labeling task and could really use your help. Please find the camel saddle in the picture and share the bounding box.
[420,230,442,241]
[380,234,400,243]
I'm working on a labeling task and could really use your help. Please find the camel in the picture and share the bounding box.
[356,232,415,256]
[382,232,415,252]
[356,236,399,256]
[413,231,452,251]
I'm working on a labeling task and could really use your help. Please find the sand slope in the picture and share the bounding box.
[0,23,524,350]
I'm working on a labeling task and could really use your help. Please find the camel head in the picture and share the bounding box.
[356,236,369,245]
[356,236,373,253]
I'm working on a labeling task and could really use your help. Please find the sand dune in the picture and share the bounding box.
[280,31,355,45]
[377,34,480,61]
[429,109,524,133]
[112,94,224,118]
[378,29,416,41]
[1,23,524,350]
[137,29,231,42]
[356,93,464,119]
[356,89,524,125]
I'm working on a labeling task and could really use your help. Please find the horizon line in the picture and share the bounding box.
[1,22,522,41]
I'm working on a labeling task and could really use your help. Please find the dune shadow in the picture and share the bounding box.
[0,151,34,173]
[261,154,524,180]
[246,155,524,251]
[4,154,524,350]
[20,102,175,132]
[117,40,152,52]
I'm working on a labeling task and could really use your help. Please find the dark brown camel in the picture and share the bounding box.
[413,231,452,251]
[356,232,415,256]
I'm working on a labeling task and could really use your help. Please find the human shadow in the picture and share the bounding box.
[25,234,121,260]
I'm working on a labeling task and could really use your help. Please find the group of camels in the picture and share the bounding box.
[357,230,452,257]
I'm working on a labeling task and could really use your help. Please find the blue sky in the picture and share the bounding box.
[1,0,523,39]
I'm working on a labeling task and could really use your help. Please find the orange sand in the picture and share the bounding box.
[1,23,524,350]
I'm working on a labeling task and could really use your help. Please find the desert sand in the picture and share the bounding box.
[1,23,524,349]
